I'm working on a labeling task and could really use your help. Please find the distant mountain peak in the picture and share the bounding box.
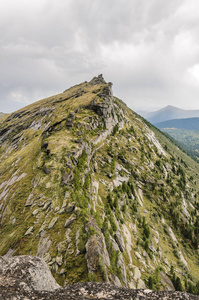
[157,105,184,113]
[165,105,180,110]
[143,105,199,124]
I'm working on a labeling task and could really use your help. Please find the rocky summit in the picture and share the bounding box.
[1,75,199,297]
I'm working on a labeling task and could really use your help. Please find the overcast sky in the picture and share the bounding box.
[1,0,199,113]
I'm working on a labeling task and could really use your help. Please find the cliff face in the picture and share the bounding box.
[1,75,199,293]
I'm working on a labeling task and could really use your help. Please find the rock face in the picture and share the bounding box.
[0,255,60,292]
[86,78,120,129]
[85,217,110,281]
[0,255,198,300]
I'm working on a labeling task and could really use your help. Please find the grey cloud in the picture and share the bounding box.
[1,0,199,113]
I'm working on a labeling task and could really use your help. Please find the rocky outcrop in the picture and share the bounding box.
[114,231,125,252]
[0,255,60,292]
[0,255,198,299]
[88,74,107,86]
[85,78,121,129]
[65,112,75,128]
[85,217,110,281]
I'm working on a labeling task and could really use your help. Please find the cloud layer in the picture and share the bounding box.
[1,0,199,112]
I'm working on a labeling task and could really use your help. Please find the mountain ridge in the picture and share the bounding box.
[1,75,199,294]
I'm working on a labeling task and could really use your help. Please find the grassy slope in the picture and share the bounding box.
[160,128,199,161]
[0,80,199,291]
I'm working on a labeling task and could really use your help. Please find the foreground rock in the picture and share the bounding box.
[0,255,198,300]
[0,255,60,292]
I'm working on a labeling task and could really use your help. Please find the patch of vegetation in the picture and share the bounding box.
[147,268,162,290]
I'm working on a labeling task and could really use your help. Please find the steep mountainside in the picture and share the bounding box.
[142,105,199,124]
[1,75,199,293]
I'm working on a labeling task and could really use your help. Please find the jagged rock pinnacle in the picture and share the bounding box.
[89,74,107,86]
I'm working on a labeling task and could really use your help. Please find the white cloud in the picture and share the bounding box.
[187,64,199,85]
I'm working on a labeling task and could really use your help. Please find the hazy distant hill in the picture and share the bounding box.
[155,117,199,130]
[0,112,5,119]
[0,112,9,123]
[142,105,199,124]
[155,117,199,161]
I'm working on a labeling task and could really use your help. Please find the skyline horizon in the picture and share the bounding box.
[1,79,199,114]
